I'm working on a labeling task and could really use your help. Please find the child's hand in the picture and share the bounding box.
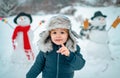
[57,43,70,56]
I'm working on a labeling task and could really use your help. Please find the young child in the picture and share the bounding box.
[26,15,85,78]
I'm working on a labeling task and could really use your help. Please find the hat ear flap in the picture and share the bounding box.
[37,31,53,52]
[39,31,50,42]
[66,31,77,52]
[71,30,80,38]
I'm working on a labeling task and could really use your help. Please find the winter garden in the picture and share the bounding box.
[0,0,120,78]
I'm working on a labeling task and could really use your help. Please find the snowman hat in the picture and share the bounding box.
[14,12,32,24]
[37,15,80,52]
[91,11,107,20]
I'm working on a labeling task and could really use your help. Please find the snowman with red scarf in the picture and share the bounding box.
[11,12,34,64]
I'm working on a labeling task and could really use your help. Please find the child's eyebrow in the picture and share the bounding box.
[50,30,56,32]
[50,29,68,32]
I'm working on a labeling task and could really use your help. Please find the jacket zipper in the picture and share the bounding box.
[56,46,60,78]
[56,53,59,78]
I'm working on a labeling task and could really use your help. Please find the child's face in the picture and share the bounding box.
[50,28,68,45]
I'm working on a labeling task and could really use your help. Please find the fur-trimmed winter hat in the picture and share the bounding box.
[91,11,107,20]
[37,15,80,53]
[14,12,32,24]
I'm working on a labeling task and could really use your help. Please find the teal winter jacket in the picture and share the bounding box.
[26,44,85,78]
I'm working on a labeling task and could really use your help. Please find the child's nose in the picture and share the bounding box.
[56,33,61,37]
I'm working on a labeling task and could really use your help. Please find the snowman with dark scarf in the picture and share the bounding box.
[11,12,35,65]
[83,11,112,76]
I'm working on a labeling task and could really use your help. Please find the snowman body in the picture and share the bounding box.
[84,15,111,74]
[11,15,35,64]
[88,15,110,56]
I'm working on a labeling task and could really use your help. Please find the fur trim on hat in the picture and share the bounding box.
[37,30,78,53]
[37,15,79,53]
[47,15,71,30]
[37,31,53,52]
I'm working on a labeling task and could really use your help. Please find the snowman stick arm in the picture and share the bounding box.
[107,25,112,32]
[33,20,44,32]
[7,22,14,29]
[33,25,39,32]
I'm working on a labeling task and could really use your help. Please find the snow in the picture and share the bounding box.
[0,6,120,78]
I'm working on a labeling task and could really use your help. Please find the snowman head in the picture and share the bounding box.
[91,11,107,27]
[14,12,32,26]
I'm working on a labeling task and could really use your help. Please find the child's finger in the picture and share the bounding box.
[61,51,66,55]
[57,47,64,53]
[61,51,69,56]
[61,43,65,47]
[57,43,64,52]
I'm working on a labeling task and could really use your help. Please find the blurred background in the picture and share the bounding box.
[0,0,120,17]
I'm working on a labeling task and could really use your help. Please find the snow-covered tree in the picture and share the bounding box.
[0,0,19,17]
[116,0,120,5]
[77,0,117,6]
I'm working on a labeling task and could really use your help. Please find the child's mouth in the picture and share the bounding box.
[55,39,62,42]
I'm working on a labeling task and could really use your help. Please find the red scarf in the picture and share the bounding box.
[12,25,34,60]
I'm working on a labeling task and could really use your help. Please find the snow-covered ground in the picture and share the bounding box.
[0,6,120,78]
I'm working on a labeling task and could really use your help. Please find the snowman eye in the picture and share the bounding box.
[23,17,26,19]
[98,18,101,20]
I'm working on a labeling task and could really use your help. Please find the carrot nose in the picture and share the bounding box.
[20,17,24,21]
[101,18,105,21]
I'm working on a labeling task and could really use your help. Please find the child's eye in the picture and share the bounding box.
[52,32,57,34]
[60,32,65,34]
